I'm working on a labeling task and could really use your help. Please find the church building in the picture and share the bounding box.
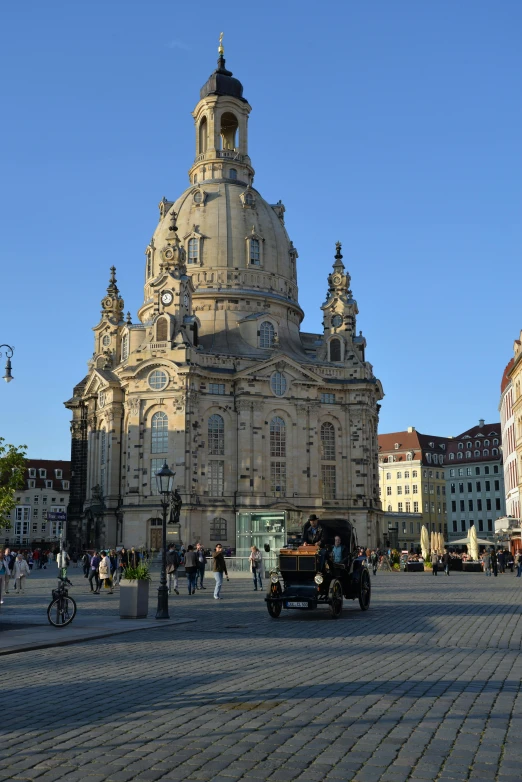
[65,44,384,555]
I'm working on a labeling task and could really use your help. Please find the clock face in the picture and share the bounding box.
[332,274,342,286]
[183,293,189,307]
[161,291,173,305]
[331,314,342,328]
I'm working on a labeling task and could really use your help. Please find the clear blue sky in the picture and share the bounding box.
[0,0,520,458]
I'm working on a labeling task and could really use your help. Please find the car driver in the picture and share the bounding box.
[302,514,324,546]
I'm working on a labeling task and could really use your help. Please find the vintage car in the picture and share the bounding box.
[265,517,371,619]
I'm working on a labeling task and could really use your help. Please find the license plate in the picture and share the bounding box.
[287,601,308,608]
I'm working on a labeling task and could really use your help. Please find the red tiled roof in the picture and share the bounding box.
[501,358,514,394]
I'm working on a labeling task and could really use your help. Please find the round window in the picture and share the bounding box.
[148,370,168,391]
[331,314,342,328]
[102,335,111,347]
[271,371,287,397]
[193,191,203,204]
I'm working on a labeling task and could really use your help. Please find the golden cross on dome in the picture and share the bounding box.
[218,32,224,56]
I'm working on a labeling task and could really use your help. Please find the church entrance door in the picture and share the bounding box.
[150,528,162,550]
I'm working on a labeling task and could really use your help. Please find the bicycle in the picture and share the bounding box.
[47,575,77,627]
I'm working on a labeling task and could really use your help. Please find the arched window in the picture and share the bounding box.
[449,453,455,460]
[458,443,463,450]
[465,451,471,458]
[188,238,199,264]
[208,414,224,456]
[151,412,168,454]
[122,334,129,361]
[259,321,274,348]
[492,448,498,456]
[483,449,489,457]
[484,440,490,446]
[199,116,207,154]
[244,192,254,206]
[156,317,168,342]
[475,441,480,448]
[493,438,499,446]
[250,238,261,266]
[329,338,341,362]
[457,453,463,460]
[321,422,335,461]
[146,249,152,278]
[229,168,237,180]
[474,450,480,457]
[387,505,392,512]
[467,442,472,449]
[270,371,287,397]
[270,417,286,457]
[220,112,238,149]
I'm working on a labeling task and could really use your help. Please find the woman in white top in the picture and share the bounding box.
[12,554,30,594]
[98,551,113,594]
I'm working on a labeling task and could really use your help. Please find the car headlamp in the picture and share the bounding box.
[314,573,324,585]
[270,573,279,584]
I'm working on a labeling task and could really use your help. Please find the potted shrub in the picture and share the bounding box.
[119,563,151,619]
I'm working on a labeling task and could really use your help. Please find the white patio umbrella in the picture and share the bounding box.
[469,525,479,561]
[430,530,435,553]
[421,525,429,559]
[438,532,444,552]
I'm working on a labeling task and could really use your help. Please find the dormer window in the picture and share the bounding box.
[259,321,275,349]
[250,238,260,265]
[188,237,199,264]
[458,443,463,450]
[62,481,70,490]
[39,469,46,479]
[45,480,53,489]
[28,468,36,478]
[245,192,254,205]
[55,469,62,479]
[394,443,399,450]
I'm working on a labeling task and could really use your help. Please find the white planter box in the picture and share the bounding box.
[119,579,150,619]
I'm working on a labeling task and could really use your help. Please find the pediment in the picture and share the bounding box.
[83,368,120,397]
[236,354,323,385]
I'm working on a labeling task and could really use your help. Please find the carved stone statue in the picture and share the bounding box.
[168,489,183,524]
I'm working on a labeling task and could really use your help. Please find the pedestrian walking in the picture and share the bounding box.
[498,550,505,574]
[0,548,9,605]
[56,549,70,575]
[3,548,14,594]
[33,549,40,569]
[442,550,450,576]
[128,547,140,569]
[432,553,439,576]
[89,552,101,593]
[166,545,180,595]
[81,551,90,577]
[491,549,498,577]
[212,543,229,600]
[12,554,31,594]
[249,546,263,591]
[515,550,522,577]
[482,551,492,576]
[370,550,378,576]
[195,543,207,590]
[98,551,113,594]
[184,545,198,595]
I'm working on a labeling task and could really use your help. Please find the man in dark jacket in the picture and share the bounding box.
[302,515,324,546]
[128,547,140,568]
[491,549,498,577]
[212,544,229,600]
[166,545,179,595]
[442,550,450,576]
[89,552,101,593]
[195,543,207,590]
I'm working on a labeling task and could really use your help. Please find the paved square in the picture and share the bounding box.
[1,568,522,782]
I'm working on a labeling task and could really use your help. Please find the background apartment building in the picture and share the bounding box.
[446,421,505,541]
[6,460,71,549]
[500,358,520,519]
[378,427,448,550]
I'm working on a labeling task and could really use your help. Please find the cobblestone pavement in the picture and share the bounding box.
[1,568,522,782]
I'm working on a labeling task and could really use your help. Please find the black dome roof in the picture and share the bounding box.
[200,56,247,103]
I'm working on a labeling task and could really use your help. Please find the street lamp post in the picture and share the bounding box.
[155,460,175,620]
[0,344,14,383]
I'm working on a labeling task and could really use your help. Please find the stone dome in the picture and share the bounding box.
[149,180,300,313]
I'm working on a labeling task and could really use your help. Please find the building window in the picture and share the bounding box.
[412,471,418,478]
[397,486,403,495]
[449,453,454,460]
[405,502,411,512]
[259,321,275,348]
[208,414,225,456]
[492,448,498,456]
[270,372,287,397]
[388,505,392,512]
[229,168,237,180]
[320,422,335,461]
[34,495,38,503]
[329,338,341,362]
[474,450,480,457]
[156,317,168,342]
[55,469,62,479]
[208,383,225,394]
[208,461,224,496]
[270,461,286,494]
[397,472,402,479]
[151,411,169,454]
[100,429,106,467]
[32,508,38,519]
[122,334,129,361]
[386,486,392,496]
[461,520,466,532]
[188,237,199,264]
[414,502,419,512]
[28,480,35,488]
[321,465,336,500]
[28,468,36,478]
[487,519,493,531]
[270,417,286,458]
[398,502,403,512]
[250,238,261,265]
[62,481,69,490]
[150,459,165,495]
[210,517,227,541]
[412,485,418,494]
[404,485,410,494]
[386,472,391,480]
[321,393,335,404]
[148,370,168,390]
[483,449,489,457]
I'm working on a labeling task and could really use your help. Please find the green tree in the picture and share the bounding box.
[0,438,27,530]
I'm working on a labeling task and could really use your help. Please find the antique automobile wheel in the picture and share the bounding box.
[267,582,282,618]
[328,579,343,619]
[358,568,371,611]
